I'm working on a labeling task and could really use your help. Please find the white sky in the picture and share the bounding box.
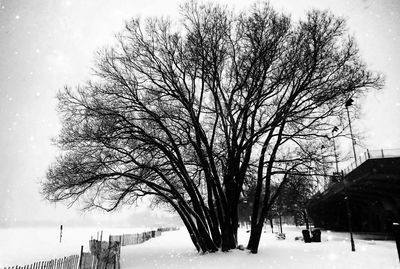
[0,0,399,226]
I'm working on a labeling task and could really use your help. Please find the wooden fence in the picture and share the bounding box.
[3,255,80,269]
[156,227,179,233]
[3,227,179,269]
[87,240,120,269]
[108,230,162,246]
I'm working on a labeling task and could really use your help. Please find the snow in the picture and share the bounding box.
[121,226,400,269]
[1,226,398,269]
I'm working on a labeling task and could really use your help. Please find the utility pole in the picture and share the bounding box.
[342,171,355,252]
[321,145,327,189]
[332,126,339,173]
[345,98,357,166]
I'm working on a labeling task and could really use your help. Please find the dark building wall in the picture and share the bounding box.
[308,157,400,234]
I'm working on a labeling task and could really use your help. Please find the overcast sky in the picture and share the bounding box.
[0,0,399,227]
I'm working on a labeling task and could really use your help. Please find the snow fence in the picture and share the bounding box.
[3,227,179,269]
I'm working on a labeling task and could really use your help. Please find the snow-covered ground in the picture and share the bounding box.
[0,226,146,268]
[121,226,400,269]
[1,225,398,269]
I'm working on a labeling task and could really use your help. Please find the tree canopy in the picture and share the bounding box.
[42,1,383,254]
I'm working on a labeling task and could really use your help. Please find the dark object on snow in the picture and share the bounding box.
[302,230,311,243]
[276,233,286,240]
[237,244,245,250]
[311,229,321,242]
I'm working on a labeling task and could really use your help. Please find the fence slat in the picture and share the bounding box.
[75,255,79,269]
[70,256,73,269]
[62,257,66,269]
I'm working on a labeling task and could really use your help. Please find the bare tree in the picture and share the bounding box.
[271,174,317,228]
[42,1,383,254]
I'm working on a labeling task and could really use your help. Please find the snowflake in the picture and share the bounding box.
[328,253,337,260]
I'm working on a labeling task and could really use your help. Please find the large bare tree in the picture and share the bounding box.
[42,1,383,254]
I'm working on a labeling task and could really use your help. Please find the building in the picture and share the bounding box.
[308,151,400,234]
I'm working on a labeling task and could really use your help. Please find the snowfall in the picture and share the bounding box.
[0,225,399,269]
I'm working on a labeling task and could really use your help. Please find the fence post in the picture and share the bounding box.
[76,256,79,269]
[60,225,63,243]
[381,149,384,158]
[115,241,121,269]
[78,246,83,269]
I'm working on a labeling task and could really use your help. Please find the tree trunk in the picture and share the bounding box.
[221,224,235,251]
[303,209,310,230]
[221,210,238,251]
[247,221,264,253]
[269,217,274,233]
[173,204,201,252]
